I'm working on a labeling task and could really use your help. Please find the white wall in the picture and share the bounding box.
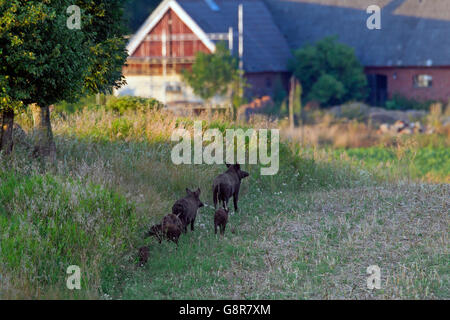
[115,75,229,106]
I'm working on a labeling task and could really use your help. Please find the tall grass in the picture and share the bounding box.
[0,168,139,299]
[0,107,377,298]
[2,105,447,299]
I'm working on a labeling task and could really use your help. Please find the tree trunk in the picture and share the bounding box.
[0,109,14,155]
[30,103,56,160]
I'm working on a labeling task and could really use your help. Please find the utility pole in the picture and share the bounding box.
[238,4,244,73]
[237,3,244,119]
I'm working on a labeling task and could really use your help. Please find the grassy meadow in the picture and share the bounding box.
[0,103,448,299]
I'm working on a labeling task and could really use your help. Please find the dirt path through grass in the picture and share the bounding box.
[119,183,449,299]
[4,109,447,299]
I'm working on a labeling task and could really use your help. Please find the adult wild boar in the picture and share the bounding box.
[172,188,204,233]
[213,164,249,211]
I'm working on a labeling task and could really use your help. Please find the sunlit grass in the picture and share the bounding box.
[1,106,448,299]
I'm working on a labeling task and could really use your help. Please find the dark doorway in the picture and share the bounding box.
[367,74,388,106]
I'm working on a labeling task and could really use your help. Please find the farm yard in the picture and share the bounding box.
[0,103,448,299]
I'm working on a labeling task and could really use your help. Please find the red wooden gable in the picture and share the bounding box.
[131,8,210,59]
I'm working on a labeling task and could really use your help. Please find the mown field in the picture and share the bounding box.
[0,106,448,299]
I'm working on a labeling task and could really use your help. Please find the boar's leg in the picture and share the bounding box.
[190,218,195,231]
[213,187,218,209]
[233,192,239,212]
[223,199,229,210]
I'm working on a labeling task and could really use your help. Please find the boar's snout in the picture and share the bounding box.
[239,170,249,179]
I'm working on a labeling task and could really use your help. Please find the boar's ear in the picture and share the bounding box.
[226,163,231,168]
[186,188,192,195]
[234,164,241,170]
[195,188,201,196]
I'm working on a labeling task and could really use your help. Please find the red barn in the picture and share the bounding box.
[120,0,450,106]
[118,0,292,106]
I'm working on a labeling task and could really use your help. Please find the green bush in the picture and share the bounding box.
[308,74,346,105]
[289,36,368,106]
[53,95,98,114]
[385,94,435,111]
[106,96,163,114]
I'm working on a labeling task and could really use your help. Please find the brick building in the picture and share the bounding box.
[266,0,450,105]
[118,0,291,105]
[119,0,450,105]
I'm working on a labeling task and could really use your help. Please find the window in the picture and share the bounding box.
[413,74,433,88]
[166,82,182,92]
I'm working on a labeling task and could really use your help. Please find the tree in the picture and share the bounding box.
[308,74,345,105]
[79,0,128,94]
[182,42,243,111]
[288,36,368,106]
[0,0,128,157]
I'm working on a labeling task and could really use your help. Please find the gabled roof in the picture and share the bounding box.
[178,0,292,72]
[127,0,216,56]
[265,0,450,67]
[127,0,292,73]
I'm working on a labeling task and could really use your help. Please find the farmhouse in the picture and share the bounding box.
[118,0,292,106]
[118,0,450,105]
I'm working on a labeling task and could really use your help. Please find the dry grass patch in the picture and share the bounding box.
[221,184,449,299]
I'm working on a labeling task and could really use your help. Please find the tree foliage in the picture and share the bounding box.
[0,0,128,155]
[289,36,368,106]
[78,0,128,94]
[0,0,128,107]
[182,42,240,103]
[0,0,88,111]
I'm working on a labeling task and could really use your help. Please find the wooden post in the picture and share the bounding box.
[208,100,213,123]
[289,76,295,130]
